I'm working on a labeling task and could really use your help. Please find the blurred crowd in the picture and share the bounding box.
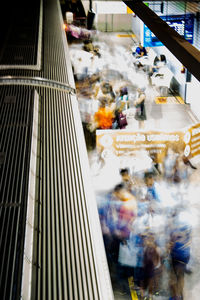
[96,148,197,300]
[68,33,172,144]
[69,37,151,139]
[68,33,199,300]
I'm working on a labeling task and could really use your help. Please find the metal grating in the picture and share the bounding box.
[1,46,36,65]
[0,0,41,67]
[0,85,34,300]
[0,0,73,87]
[32,89,101,299]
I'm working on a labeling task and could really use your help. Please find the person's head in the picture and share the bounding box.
[101,81,112,94]
[113,183,135,202]
[137,87,145,94]
[83,39,92,45]
[94,46,100,56]
[144,172,154,187]
[160,54,166,62]
[89,74,100,84]
[139,43,143,49]
[120,168,130,182]
[99,98,107,108]
[113,183,126,199]
[120,86,128,96]
[145,231,156,244]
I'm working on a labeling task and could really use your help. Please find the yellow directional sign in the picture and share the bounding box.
[127,6,134,14]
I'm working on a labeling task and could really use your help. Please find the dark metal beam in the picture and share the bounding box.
[124,0,200,82]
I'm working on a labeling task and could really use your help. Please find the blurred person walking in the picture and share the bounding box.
[134,87,147,129]
[112,183,138,241]
[111,184,138,294]
[163,148,178,182]
[172,154,197,189]
[113,106,127,129]
[168,230,191,300]
[94,81,115,105]
[90,98,114,130]
[144,172,161,204]
[116,86,129,111]
[119,168,135,194]
[104,183,138,265]
[142,233,162,300]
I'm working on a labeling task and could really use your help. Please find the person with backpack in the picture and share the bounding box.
[169,230,191,300]
[142,233,162,300]
[113,106,128,129]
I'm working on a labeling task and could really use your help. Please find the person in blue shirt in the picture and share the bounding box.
[119,168,135,195]
[168,229,191,300]
[144,172,161,203]
[135,43,147,57]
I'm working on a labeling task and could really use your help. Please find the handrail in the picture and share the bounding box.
[0,76,76,94]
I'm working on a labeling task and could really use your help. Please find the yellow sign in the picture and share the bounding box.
[127,6,134,14]
[184,123,200,158]
[96,130,184,163]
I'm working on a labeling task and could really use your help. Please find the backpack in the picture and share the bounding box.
[171,242,190,264]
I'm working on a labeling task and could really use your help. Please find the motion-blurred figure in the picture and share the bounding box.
[134,87,146,129]
[135,43,147,58]
[163,148,178,182]
[172,154,197,189]
[116,86,129,111]
[119,168,135,194]
[113,106,127,129]
[94,81,115,105]
[144,172,161,204]
[111,183,138,240]
[169,228,191,300]
[142,233,162,300]
[90,98,114,130]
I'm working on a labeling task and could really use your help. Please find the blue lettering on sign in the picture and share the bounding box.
[143,14,194,47]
